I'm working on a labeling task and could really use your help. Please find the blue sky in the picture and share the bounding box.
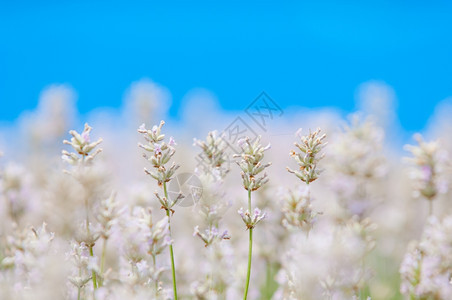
[1,0,451,131]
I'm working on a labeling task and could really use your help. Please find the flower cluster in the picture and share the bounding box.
[281,186,318,231]
[404,134,449,201]
[138,121,179,188]
[287,128,326,184]
[234,136,271,191]
[238,207,266,229]
[193,225,230,247]
[62,123,103,166]
[400,216,452,299]
[194,130,229,178]
[154,192,184,214]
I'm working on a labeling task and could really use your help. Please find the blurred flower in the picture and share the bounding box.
[96,192,120,240]
[194,130,230,178]
[281,186,319,232]
[404,134,449,202]
[400,216,452,299]
[326,115,386,218]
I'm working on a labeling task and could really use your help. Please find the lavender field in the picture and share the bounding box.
[2,1,452,299]
[0,81,451,300]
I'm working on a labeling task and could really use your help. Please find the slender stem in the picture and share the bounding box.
[243,189,253,300]
[248,189,252,212]
[99,238,107,286]
[81,153,97,291]
[89,246,98,290]
[77,266,82,300]
[244,228,253,300]
[163,182,178,300]
[428,200,433,216]
[84,195,97,291]
[152,254,159,296]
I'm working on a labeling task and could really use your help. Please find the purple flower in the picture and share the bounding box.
[154,143,162,154]
[169,136,177,147]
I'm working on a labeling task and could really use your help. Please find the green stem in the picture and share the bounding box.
[89,246,98,290]
[77,266,82,300]
[243,189,253,300]
[244,228,253,300]
[81,154,97,294]
[428,200,433,216]
[99,238,107,286]
[84,195,97,291]
[248,189,252,212]
[163,182,178,300]
[152,254,159,296]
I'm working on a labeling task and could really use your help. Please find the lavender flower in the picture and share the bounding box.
[234,136,271,191]
[194,130,230,178]
[138,121,182,209]
[238,207,266,229]
[287,128,326,184]
[62,123,103,166]
[193,225,230,247]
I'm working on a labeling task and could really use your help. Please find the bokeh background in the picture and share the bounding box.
[1,2,452,300]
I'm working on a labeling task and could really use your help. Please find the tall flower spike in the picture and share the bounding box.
[62,123,103,166]
[287,128,327,184]
[138,120,180,299]
[233,136,271,191]
[138,121,180,188]
[235,136,271,300]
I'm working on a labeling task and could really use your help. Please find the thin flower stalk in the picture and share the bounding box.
[138,120,183,300]
[234,136,271,300]
[62,123,103,292]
